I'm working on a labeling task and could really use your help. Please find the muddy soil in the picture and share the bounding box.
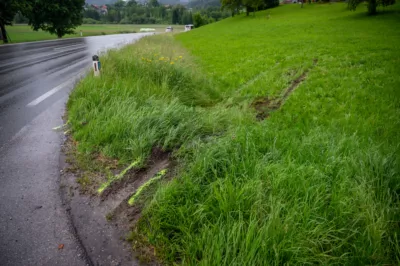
[60,139,170,265]
[252,59,318,120]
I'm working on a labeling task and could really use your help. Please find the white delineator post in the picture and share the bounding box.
[92,55,100,77]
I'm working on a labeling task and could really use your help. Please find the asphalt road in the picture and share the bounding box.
[0,33,150,266]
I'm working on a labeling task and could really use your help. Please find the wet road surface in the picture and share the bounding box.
[0,34,149,266]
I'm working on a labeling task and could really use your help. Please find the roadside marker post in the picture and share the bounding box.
[92,55,101,77]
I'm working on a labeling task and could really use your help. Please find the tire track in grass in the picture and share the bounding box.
[252,58,318,120]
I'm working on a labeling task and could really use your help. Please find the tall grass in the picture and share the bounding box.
[68,3,400,265]
[67,35,250,164]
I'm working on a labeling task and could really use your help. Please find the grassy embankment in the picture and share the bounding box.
[67,3,400,265]
[3,24,181,44]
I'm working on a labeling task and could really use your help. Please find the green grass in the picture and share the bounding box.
[97,159,141,194]
[68,2,400,265]
[3,24,183,44]
[128,169,168,206]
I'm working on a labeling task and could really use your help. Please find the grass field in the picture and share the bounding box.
[3,24,182,44]
[67,2,400,265]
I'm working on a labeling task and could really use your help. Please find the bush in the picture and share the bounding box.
[82,18,101,24]
[117,30,136,34]
[119,18,131,24]
[193,12,209,28]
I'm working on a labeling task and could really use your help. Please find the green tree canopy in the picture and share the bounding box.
[348,0,395,15]
[193,12,204,27]
[221,0,241,16]
[23,0,85,38]
[172,5,186,24]
[148,0,160,8]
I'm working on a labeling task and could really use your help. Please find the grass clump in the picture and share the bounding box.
[105,212,114,221]
[76,175,92,190]
[128,169,167,206]
[97,159,141,194]
[68,3,400,265]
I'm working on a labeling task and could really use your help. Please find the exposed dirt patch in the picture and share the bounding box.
[282,70,308,100]
[96,153,119,170]
[251,97,280,120]
[60,149,136,266]
[100,147,170,201]
[101,148,177,266]
[62,132,173,265]
[252,59,318,120]
[62,137,110,195]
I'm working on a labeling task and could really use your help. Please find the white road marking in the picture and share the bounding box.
[26,71,86,107]
[26,82,69,107]
[26,79,74,107]
[0,60,89,105]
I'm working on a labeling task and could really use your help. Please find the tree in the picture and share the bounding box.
[114,0,126,9]
[126,0,138,7]
[148,0,160,8]
[172,8,180,24]
[263,0,279,9]
[193,12,204,27]
[348,0,395,15]
[84,8,100,21]
[171,5,186,24]
[244,0,264,16]
[0,0,22,43]
[14,12,29,24]
[23,0,85,38]
[182,11,193,24]
[221,0,241,16]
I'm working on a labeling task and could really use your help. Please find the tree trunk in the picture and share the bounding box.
[246,6,250,16]
[57,30,63,38]
[368,0,377,15]
[0,22,8,44]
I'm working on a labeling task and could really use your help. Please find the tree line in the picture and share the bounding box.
[82,0,231,27]
[221,0,279,16]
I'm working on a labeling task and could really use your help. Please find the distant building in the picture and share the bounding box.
[91,4,108,14]
[100,5,108,14]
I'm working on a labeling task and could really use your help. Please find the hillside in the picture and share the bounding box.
[68,2,400,265]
